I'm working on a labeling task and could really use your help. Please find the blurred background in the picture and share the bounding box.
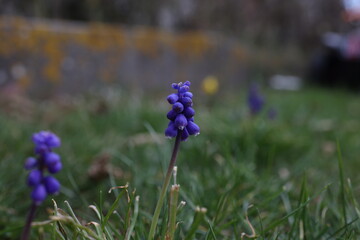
[1,1,360,239]
[0,0,359,97]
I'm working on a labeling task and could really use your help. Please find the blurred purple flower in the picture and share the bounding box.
[248,84,264,115]
[25,131,62,205]
[32,131,61,157]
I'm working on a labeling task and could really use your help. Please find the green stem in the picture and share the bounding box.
[185,207,207,240]
[148,131,182,240]
[167,185,180,240]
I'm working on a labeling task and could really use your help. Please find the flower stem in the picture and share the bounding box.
[184,207,207,240]
[148,131,182,240]
[167,184,180,240]
[21,202,37,240]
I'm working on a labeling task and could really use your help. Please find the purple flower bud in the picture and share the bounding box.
[46,134,61,148]
[24,157,38,170]
[32,131,46,145]
[184,81,191,86]
[165,122,178,138]
[167,93,179,104]
[167,110,178,121]
[175,114,188,130]
[48,161,62,174]
[27,170,42,187]
[172,102,184,113]
[31,184,47,204]
[35,144,48,155]
[44,152,60,167]
[179,86,190,93]
[188,117,194,122]
[181,128,189,141]
[171,83,179,89]
[181,97,192,107]
[183,92,193,98]
[186,121,200,136]
[43,176,60,194]
[32,131,61,148]
[183,107,195,118]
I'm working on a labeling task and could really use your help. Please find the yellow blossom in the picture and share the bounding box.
[201,75,219,95]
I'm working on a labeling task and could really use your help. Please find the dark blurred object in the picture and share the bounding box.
[87,153,125,181]
[308,0,360,90]
[309,30,360,90]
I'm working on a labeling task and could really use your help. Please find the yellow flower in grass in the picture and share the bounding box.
[202,75,219,95]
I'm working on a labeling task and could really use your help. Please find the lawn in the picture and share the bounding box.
[1,87,360,239]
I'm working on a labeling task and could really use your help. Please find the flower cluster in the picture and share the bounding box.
[248,84,264,115]
[24,131,62,204]
[165,81,200,141]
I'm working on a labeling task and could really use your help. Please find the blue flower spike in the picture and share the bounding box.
[149,81,200,240]
[25,131,62,205]
[248,84,264,115]
[165,81,200,141]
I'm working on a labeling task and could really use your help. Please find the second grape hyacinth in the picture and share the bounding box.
[25,131,62,205]
[165,81,200,141]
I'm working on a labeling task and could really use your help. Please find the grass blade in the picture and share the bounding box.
[125,196,140,240]
[337,141,347,225]
[103,184,129,229]
[64,200,88,240]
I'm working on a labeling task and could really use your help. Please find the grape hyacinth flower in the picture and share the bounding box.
[248,83,264,115]
[165,81,200,141]
[26,131,62,203]
[148,81,200,240]
[22,131,62,240]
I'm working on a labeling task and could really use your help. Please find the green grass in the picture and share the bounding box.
[1,87,360,239]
